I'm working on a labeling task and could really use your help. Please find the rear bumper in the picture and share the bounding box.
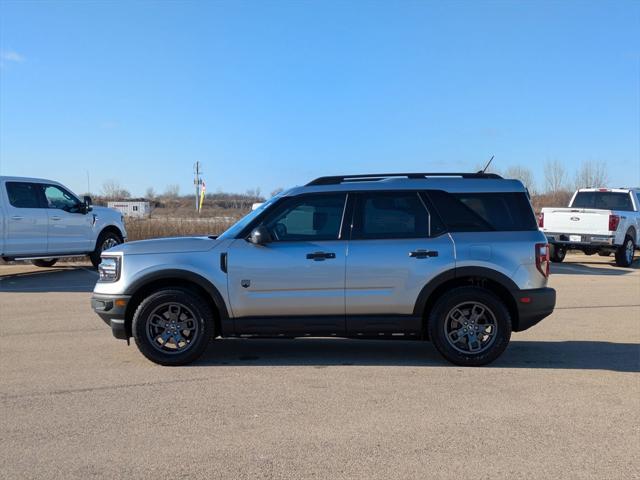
[91,294,131,340]
[512,287,556,332]
[545,232,616,247]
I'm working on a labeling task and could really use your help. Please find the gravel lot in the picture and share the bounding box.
[1,254,638,479]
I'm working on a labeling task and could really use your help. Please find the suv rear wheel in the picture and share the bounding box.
[132,288,214,365]
[428,286,512,366]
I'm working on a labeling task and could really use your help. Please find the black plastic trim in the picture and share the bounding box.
[91,294,131,340]
[124,270,232,334]
[412,267,519,316]
[307,172,503,186]
[512,287,556,332]
[234,315,346,335]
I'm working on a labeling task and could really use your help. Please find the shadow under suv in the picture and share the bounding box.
[91,172,556,366]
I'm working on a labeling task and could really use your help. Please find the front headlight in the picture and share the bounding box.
[98,256,121,282]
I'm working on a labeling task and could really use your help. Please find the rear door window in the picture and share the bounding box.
[5,182,44,208]
[571,192,634,211]
[352,191,429,239]
[427,190,537,232]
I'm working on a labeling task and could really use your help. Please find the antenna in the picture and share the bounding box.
[479,155,495,174]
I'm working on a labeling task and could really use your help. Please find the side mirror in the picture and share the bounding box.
[82,196,93,213]
[249,226,271,245]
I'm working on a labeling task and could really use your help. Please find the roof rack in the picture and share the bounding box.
[306,172,503,186]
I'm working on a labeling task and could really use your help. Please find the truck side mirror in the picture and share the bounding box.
[249,226,271,245]
[82,195,93,213]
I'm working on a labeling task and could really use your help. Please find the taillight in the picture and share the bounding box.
[535,243,550,278]
[609,214,620,231]
[538,212,544,228]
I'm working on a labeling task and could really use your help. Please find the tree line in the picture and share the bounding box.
[97,160,611,212]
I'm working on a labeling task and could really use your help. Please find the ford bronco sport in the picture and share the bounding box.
[91,173,556,366]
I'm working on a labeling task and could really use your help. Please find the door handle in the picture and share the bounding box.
[10,215,23,220]
[50,216,62,221]
[409,250,438,259]
[306,251,336,261]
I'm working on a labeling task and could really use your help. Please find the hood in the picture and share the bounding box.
[92,205,122,219]
[106,236,218,255]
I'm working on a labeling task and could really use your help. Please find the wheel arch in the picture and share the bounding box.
[625,226,637,244]
[97,225,124,245]
[123,270,230,338]
[414,267,520,336]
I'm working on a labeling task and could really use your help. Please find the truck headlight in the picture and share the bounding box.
[98,256,121,282]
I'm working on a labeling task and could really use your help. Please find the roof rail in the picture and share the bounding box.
[306,172,503,186]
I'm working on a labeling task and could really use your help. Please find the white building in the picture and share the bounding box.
[107,201,151,218]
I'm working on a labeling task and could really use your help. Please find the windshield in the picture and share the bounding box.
[217,194,282,239]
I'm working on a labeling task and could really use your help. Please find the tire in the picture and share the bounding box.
[132,288,214,366]
[31,259,58,268]
[615,236,635,268]
[90,230,123,268]
[427,286,512,366]
[549,244,566,263]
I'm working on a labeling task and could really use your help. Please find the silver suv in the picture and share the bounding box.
[91,173,556,366]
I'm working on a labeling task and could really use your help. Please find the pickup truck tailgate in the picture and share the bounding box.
[542,208,612,235]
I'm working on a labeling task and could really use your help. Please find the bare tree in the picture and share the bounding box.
[544,159,567,193]
[145,187,156,200]
[574,160,609,189]
[163,184,180,199]
[504,165,536,193]
[101,180,130,200]
[245,187,262,199]
[270,187,284,197]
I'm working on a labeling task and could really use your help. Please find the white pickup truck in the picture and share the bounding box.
[0,176,127,268]
[539,187,640,267]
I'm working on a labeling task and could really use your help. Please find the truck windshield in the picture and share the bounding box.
[571,192,634,211]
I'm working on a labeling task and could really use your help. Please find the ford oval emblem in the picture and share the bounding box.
[570,216,580,221]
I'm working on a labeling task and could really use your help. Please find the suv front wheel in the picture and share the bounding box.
[428,287,512,366]
[132,288,214,365]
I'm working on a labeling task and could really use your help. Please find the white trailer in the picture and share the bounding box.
[107,201,151,218]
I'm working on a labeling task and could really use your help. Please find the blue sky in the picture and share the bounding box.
[1,0,638,197]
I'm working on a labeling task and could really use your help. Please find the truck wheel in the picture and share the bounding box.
[615,236,635,268]
[90,231,122,268]
[427,286,512,366]
[132,288,214,366]
[32,259,58,268]
[550,245,566,263]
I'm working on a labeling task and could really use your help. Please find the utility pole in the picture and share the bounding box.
[193,161,203,213]
[86,171,91,195]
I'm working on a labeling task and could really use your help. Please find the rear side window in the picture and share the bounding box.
[571,192,634,211]
[427,190,537,232]
[352,192,429,239]
[5,182,43,208]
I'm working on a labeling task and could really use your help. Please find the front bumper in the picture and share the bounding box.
[91,294,132,340]
[545,232,615,247]
[512,287,556,332]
